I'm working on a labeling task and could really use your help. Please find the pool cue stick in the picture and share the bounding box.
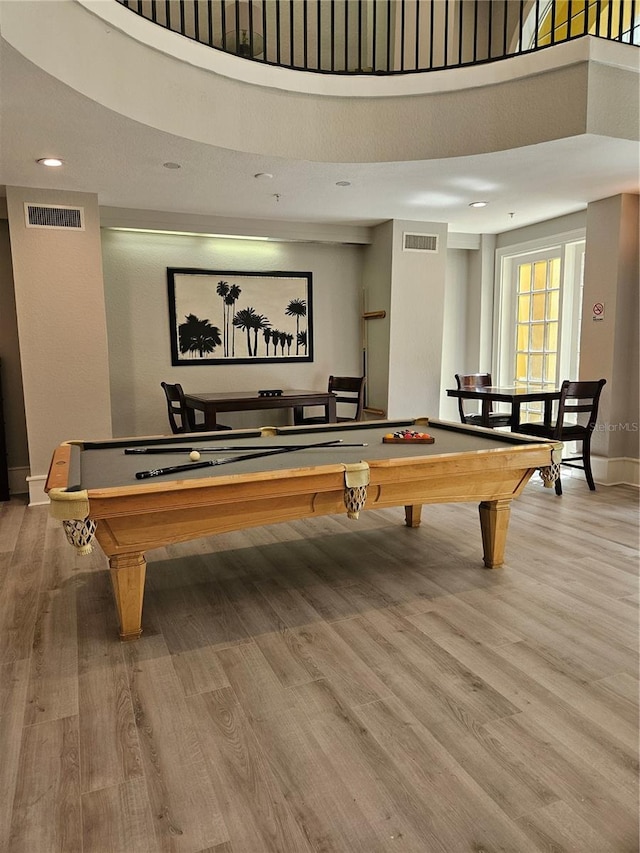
[135,439,348,480]
[125,441,368,454]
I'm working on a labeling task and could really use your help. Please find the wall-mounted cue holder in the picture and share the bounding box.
[258,389,283,397]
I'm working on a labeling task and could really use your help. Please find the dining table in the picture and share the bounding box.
[446,385,562,431]
[183,389,337,429]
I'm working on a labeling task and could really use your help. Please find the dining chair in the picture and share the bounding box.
[161,382,230,433]
[518,378,606,495]
[454,373,512,428]
[294,375,366,424]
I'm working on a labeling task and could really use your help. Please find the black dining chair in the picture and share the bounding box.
[518,378,607,495]
[454,373,512,428]
[161,382,230,433]
[294,375,366,424]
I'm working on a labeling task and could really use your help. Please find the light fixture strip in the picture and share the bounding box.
[106,227,270,240]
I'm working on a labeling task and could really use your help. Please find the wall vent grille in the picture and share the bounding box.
[403,232,439,253]
[24,203,85,230]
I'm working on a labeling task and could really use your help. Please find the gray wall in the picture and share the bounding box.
[440,248,470,422]
[0,219,28,470]
[6,187,112,486]
[362,221,393,415]
[101,230,365,436]
[1,197,637,495]
[581,194,639,459]
[495,210,586,249]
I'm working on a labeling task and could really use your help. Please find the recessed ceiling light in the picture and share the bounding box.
[469,201,488,208]
[163,162,181,169]
[36,158,63,167]
[336,181,351,187]
[254,172,273,179]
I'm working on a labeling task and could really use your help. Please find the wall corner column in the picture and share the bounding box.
[6,187,112,504]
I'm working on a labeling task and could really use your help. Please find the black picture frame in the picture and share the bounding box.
[167,268,314,365]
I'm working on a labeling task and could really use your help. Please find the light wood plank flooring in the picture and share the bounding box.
[1,474,638,853]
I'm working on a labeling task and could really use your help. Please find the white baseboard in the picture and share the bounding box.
[25,474,49,506]
[592,455,639,488]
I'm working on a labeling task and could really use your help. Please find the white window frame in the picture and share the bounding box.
[493,229,586,393]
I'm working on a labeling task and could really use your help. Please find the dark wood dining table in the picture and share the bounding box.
[446,385,562,431]
[183,389,337,429]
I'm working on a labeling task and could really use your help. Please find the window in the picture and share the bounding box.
[514,255,560,393]
[495,232,585,423]
[522,0,640,48]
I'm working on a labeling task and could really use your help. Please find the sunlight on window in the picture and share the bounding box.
[536,0,639,46]
[514,256,561,420]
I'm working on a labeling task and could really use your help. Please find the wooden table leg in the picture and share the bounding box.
[109,553,146,640]
[510,403,522,431]
[404,504,422,527]
[478,499,511,568]
[202,407,218,429]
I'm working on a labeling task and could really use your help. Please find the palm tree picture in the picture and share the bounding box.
[168,268,313,365]
[227,283,241,356]
[178,314,223,357]
[232,307,259,356]
[285,298,306,354]
[215,280,229,355]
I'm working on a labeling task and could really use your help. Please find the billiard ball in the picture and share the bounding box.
[189,450,201,461]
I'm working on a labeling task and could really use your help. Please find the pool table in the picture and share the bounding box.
[45,418,561,640]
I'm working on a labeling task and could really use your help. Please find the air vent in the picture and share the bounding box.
[403,232,439,253]
[24,203,85,231]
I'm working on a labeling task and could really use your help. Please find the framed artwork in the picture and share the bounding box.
[167,268,313,365]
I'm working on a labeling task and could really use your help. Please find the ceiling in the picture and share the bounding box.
[1,40,639,236]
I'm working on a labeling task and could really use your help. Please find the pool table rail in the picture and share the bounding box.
[45,421,561,640]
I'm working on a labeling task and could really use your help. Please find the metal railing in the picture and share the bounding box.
[116,1,640,74]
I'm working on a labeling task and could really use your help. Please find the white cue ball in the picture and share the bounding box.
[189,450,201,462]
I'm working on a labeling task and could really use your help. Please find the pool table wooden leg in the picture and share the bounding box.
[404,504,422,527]
[478,499,511,568]
[109,553,146,640]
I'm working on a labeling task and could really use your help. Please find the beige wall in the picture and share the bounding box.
[6,187,112,498]
[1,196,637,497]
[5,0,624,165]
[362,221,393,415]
[581,194,640,460]
[495,210,587,248]
[101,229,364,436]
[363,219,448,420]
[387,220,448,418]
[440,248,470,422]
[0,220,28,471]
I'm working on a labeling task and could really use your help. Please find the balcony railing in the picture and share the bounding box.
[116,1,640,74]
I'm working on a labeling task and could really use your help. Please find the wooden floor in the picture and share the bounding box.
[1,474,638,853]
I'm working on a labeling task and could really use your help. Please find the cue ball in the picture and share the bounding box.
[189,450,201,461]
